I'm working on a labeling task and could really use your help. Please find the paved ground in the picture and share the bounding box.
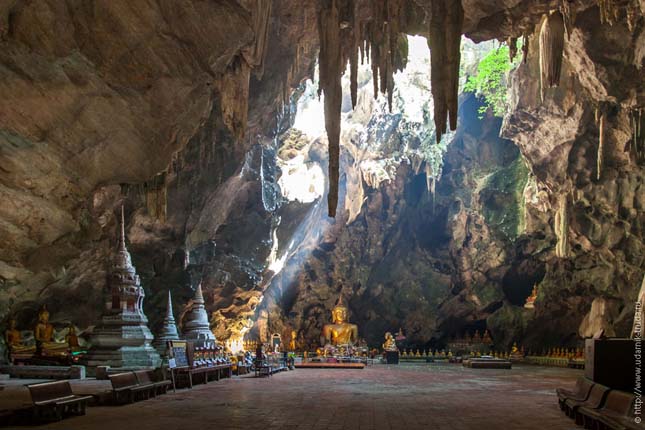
[3,363,582,430]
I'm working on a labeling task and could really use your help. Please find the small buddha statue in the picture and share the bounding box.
[321,295,358,347]
[34,306,67,356]
[65,324,80,350]
[524,285,538,309]
[482,330,492,345]
[5,318,22,350]
[472,330,482,343]
[382,332,397,352]
[5,318,34,354]
[395,328,405,341]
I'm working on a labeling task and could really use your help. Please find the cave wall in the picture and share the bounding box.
[500,5,645,347]
[0,0,643,357]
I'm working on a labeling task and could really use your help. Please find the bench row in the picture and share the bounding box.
[557,377,642,430]
[109,370,172,404]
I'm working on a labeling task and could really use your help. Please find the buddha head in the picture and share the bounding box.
[331,296,348,324]
[38,305,50,324]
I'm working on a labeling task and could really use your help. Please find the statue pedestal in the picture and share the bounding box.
[385,351,399,365]
[585,338,636,391]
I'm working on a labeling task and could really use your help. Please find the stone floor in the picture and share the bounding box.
[4,363,583,430]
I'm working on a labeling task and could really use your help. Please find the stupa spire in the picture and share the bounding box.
[119,205,126,251]
[153,290,180,355]
[165,290,175,322]
[194,283,205,305]
[86,204,161,368]
[182,282,216,348]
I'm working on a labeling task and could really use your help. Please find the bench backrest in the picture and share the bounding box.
[602,390,635,416]
[28,381,73,403]
[109,372,138,389]
[587,383,611,409]
[575,377,595,401]
[134,370,153,384]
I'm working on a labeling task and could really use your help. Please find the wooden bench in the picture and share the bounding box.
[108,372,156,404]
[175,364,233,388]
[27,380,92,422]
[134,370,171,395]
[564,382,611,425]
[579,390,640,430]
[556,377,595,410]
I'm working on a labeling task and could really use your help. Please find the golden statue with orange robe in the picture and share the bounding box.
[34,305,68,356]
[321,296,358,346]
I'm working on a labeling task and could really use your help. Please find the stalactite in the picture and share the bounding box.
[243,0,272,79]
[597,0,642,30]
[554,194,569,258]
[507,37,518,62]
[596,108,606,181]
[631,108,644,164]
[144,173,168,222]
[539,11,565,102]
[598,0,620,25]
[428,0,463,143]
[521,34,529,64]
[317,0,408,217]
[318,0,343,217]
[559,0,576,38]
[219,56,251,141]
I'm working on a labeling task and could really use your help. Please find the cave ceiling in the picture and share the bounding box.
[0,0,644,351]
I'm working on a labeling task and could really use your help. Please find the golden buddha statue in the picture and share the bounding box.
[524,284,538,309]
[34,306,68,355]
[482,330,492,344]
[321,296,358,346]
[5,318,35,354]
[288,330,297,351]
[65,324,80,350]
[382,332,397,352]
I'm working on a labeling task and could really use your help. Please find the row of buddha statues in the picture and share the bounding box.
[527,347,585,359]
[4,306,82,359]
[447,329,494,349]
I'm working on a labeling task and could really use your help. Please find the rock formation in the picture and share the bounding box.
[0,1,643,355]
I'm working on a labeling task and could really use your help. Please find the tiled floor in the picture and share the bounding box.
[9,363,582,430]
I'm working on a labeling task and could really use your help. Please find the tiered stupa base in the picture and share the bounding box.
[85,345,161,369]
[86,317,161,369]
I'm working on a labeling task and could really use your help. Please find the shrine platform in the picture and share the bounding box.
[463,358,512,369]
[295,362,366,369]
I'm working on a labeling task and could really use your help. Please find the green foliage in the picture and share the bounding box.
[463,45,519,118]
[481,157,530,241]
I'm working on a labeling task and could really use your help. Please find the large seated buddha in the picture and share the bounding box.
[34,305,69,356]
[321,296,358,346]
